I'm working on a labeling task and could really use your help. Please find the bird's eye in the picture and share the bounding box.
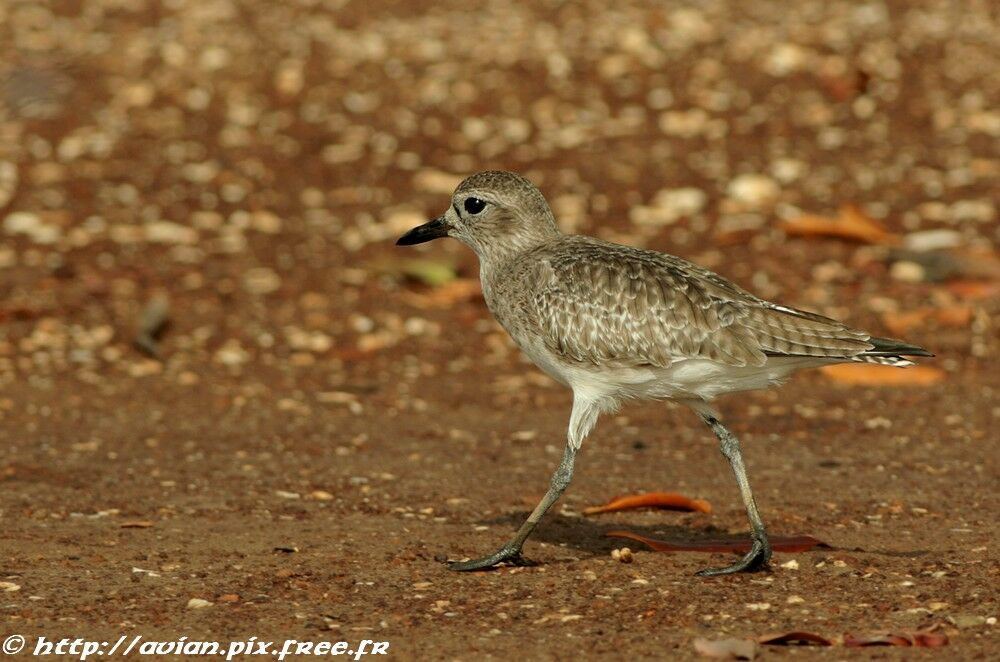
[463,197,486,214]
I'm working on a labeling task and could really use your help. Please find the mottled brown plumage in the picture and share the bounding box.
[516,235,873,369]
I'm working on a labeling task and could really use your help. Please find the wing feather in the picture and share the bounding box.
[528,238,873,368]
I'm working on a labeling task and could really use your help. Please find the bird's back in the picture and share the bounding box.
[487,235,924,379]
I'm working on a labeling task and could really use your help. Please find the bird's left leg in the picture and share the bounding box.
[694,409,772,576]
[448,396,599,572]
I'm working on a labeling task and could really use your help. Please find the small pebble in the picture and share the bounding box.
[890,260,926,283]
[611,547,633,563]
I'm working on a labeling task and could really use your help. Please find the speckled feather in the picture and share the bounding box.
[433,171,929,407]
[493,235,874,370]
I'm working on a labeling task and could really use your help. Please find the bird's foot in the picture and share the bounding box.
[447,544,536,572]
[695,534,772,577]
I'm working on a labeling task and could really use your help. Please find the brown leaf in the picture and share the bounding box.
[820,364,945,386]
[843,628,948,648]
[757,631,833,646]
[783,204,897,245]
[606,530,829,553]
[912,631,950,647]
[120,520,154,528]
[583,491,712,515]
[693,637,758,660]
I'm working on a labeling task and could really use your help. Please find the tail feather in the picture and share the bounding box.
[863,336,934,358]
[852,336,933,368]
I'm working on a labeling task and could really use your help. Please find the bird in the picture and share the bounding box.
[396,170,932,576]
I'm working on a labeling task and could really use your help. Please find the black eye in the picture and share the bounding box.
[463,197,486,214]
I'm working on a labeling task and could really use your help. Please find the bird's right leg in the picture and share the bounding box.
[447,396,599,572]
[447,444,577,571]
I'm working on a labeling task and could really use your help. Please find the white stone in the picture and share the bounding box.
[890,261,926,283]
[3,211,61,244]
[242,267,282,295]
[903,229,963,252]
[214,341,249,366]
[727,174,780,208]
[145,221,198,244]
[765,43,810,76]
[652,187,707,217]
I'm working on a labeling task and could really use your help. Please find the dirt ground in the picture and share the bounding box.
[2,0,999,659]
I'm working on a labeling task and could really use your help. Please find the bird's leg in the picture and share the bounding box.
[448,444,578,571]
[696,413,772,576]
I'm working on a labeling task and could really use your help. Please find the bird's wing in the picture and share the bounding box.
[530,240,872,368]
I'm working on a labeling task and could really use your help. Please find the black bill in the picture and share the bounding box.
[396,217,451,245]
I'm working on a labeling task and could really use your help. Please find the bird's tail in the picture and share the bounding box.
[852,336,934,367]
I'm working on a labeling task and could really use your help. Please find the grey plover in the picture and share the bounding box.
[397,170,931,576]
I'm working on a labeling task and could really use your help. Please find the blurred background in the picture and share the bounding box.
[1,0,996,387]
[1,0,998,653]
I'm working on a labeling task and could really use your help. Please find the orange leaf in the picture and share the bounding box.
[946,280,1000,300]
[933,305,972,327]
[583,491,712,515]
[820,364,945,386]
[757,632,833,646]
[606,530,829,553]
[783,204,897,245]
[120,520,154,528]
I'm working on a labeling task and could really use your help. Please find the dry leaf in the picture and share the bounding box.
[606,530,828,553]
[693,638,758,660]
[946,280,1000,300]
[820,364,945,386]
[583,491,712,515]
[757,631,833,646]
[120,520,154,528]
[783,204,897,245]
[843,629,948,648]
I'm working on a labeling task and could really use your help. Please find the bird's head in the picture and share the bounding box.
[396,170,560,260]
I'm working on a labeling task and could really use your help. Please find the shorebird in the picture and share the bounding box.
[397,170,931,576]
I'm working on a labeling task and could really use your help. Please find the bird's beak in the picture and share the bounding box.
[396,216,451,245]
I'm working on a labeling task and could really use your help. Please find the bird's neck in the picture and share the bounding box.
[475,227,560,273]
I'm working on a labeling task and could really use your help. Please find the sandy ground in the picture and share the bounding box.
[1,0,999,659]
